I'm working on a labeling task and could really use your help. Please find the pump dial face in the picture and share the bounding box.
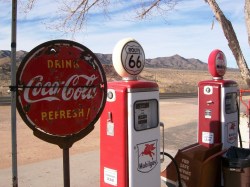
[112,38,145,79]
[134,100,158,131]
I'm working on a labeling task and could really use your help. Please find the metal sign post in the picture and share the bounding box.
[63,148,70,187]
[10,1,18,186]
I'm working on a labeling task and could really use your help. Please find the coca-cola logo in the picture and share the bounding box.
[16,40,107,138]
[23,74,98,103]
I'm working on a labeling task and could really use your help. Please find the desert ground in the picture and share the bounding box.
[1,95,249,186]
[0,68,249,186]
[0,98,198,169]
[0,97,199,186]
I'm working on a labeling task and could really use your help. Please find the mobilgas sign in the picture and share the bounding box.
[137,140,158,173]
[16,40,107,146]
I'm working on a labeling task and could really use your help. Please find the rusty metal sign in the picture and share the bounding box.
[16,40,107,148]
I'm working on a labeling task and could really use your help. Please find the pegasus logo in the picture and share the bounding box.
[229,123,236,130]
[140,143,156,160]
[137,140,158,173]
[227,121,237,144]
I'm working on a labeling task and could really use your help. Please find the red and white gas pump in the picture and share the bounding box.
[198,49,238,149]
[100,38,161,187]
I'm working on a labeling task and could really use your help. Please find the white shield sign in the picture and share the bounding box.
[137,140,158,173]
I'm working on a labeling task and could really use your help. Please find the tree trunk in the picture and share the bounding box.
[206,0,250,87]
[245,0,250,46]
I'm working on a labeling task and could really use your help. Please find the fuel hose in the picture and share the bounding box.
[237,96,242,148]
[160,151,182,187]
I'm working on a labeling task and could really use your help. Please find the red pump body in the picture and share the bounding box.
[100,80,160,187]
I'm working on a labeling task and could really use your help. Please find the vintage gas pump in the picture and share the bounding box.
[198,49,238,149]
[100,38,161,187]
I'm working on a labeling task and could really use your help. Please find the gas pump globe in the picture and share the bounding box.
[208,49,227,78]
[198,49,239,149]
[112,37,145,80]
[100,38,161,187]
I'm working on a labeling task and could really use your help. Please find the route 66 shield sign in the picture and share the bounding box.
[112,38,145,79]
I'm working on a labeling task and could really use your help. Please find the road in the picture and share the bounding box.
[159,98,198,152]
[0,97,201,187]
[0,93,198,105]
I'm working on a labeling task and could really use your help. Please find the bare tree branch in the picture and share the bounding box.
[137,0,178,19]
[17,0,36,15]
[139,0,161,19]
[206,0,250,87]
[20,0,36,13]
[19,0,178,35]
[59,0,101,33]
[58,0,113,34]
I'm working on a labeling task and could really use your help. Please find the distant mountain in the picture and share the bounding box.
[146,54,207,70]
[95,53,112,65]
[0,50,208,71]
[0,50,27,70]
[0,50,242,96]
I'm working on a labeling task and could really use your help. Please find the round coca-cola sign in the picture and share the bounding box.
[16,40,107,142]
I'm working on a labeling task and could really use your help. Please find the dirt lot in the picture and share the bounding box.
[0,65,248,186]
[0,105,101,169]
[1,96,249,186]
[0,67,248,169]
[0,97,198,169]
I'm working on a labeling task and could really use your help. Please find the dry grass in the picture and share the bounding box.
[141,68,247,93]
[0,57,10,66]
[0,67,248,96]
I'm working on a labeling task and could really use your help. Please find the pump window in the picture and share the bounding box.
[134,99,158,131]
[225,92,237,114]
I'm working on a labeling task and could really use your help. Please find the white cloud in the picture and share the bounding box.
[76,20,249,68]
[1,0,249,68]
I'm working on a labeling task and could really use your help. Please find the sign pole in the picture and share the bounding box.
[63,148,70,187]
[11,0,18,186]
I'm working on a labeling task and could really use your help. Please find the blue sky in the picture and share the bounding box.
[0,0,249,68]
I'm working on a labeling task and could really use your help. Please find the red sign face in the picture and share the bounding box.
[17,40,107,137]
